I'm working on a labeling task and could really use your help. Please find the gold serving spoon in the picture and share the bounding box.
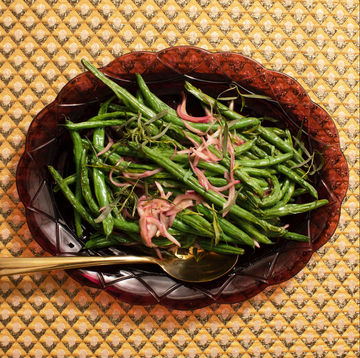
[0,249,238,283]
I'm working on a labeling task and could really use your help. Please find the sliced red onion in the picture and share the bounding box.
[177,91,213,123]
[182,119,206,135]
[221,171,237,217]
[183,131,201,148]
[199,137,222,162]
[170,145,178,160]
[188,155,210,191]
[96,135,115,157]
[109,158,131,187]
[139,215,154,247]
[166,199,196,218]
[155,181,172,200]
[233,136,246,147]
[122,208,136,220]
[172,191,203,206]
[177,149,191,155]
[123,167,163,179]
[146,216,180,247]
[154,247,164,260]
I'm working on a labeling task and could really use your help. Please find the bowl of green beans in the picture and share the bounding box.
[17,47,348,309]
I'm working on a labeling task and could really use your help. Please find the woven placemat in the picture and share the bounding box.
[0,0,359,357]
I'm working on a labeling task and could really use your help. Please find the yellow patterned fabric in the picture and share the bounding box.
[0,0,359,357]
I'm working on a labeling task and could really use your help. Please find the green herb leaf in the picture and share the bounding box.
[211,204,222,246]
[218,187,242,215]
[151,122,171,140]
[222,120,229,157]
[144,109,168,126]
[183,169,193,182]
[94,195,122,223]
[192,247,208,262]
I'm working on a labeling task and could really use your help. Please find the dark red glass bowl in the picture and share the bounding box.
[16,47,348,310]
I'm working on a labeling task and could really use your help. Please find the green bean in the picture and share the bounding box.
[272,179,295,209]
[266,230,310,242]
[53,173,76,192]
[261,199,329,219]
[99,96,116,115]
[253,136,308,178]
[196,203,255,247]
[92,120,114,237]
[106,184,125,221]
[178,211,216,237]
[206,176,269,190]
[48,166,101,230]
[284,128,293,145]
[238,151,259,161]
[88,111,136,122]
[113,218,140,233]
[91,144,160,171]
[257,126,302,162]
[244,175,282,209]
[292,188,308,197]
[92,167,114,236]
[113,144,139,158]
[235,152,293,168]
[282,232,310,242]
[82,59,156,119]
[196,238,245,255]
[245,136,317,198]
[85,234,134,249]
[68,125,84,237]
[176,210,242,246]
[234,138,256,156]
[147,150,229,176]
[144,177,182,188]
[64,119,126,130]
[276,164,318,199]
[112,136,227,180]
[136,89,146,104]
[267,127,286,137]
[179,234,197,248]
[168,125,266,195]
[178,210,244,245]
[87,233,172,249]
[149,107,264,197]
[85,232,198,251]
[229,216,273,245]
[80,148,99,215]
[108,103,129,112]
[219,156,265,198]
[171,217,209,236]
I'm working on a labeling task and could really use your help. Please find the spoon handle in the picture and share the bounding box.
[0,255,156,276]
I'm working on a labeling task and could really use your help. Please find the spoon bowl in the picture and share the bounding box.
[0,249,238,283]
[160,248,239,282]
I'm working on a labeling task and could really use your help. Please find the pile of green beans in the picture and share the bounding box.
[48,59,329,257]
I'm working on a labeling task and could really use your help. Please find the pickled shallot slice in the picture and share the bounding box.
[137,184,202,248]
[182,119,206,135]
[96,134,114,156]
[166,191,203,225]
[177,91,214,123]
[123,167,163,179]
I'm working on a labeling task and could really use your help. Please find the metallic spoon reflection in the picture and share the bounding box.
[0,249,238,283]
